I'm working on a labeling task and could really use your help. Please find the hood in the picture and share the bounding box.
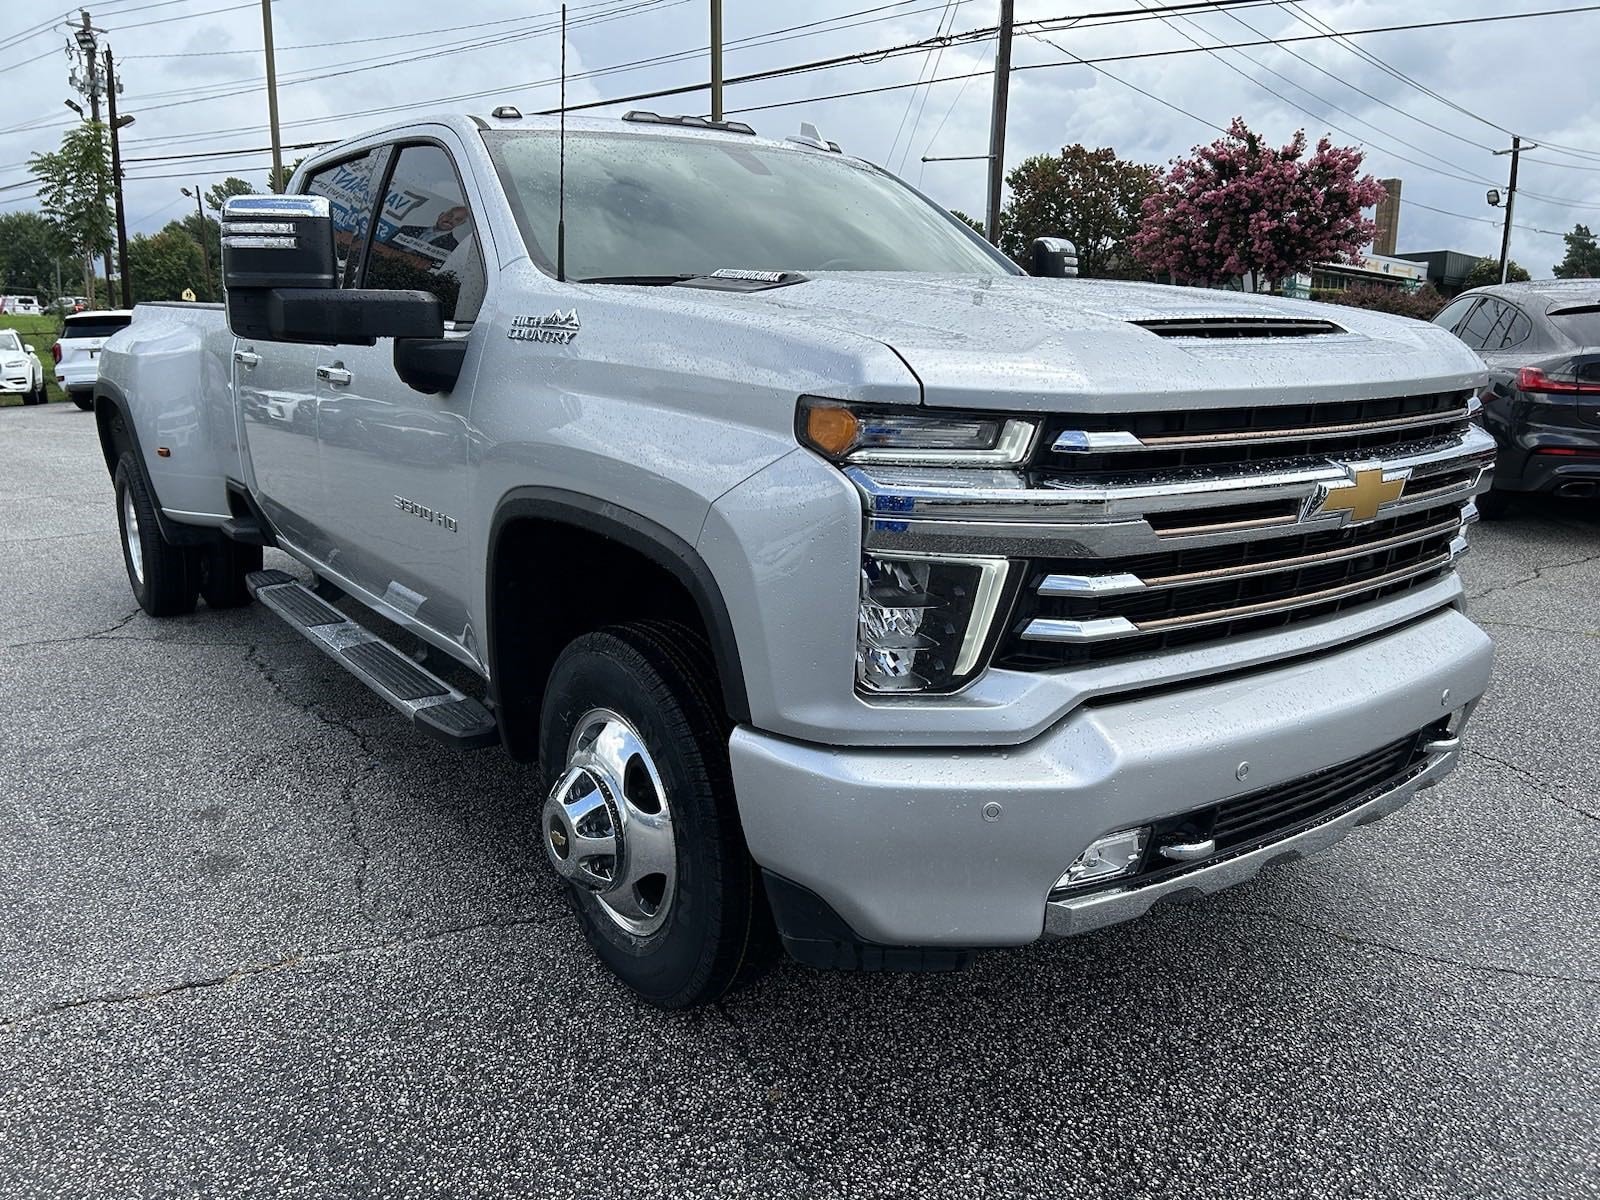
[678,273,1486,412]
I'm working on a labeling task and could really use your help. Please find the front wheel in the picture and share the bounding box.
[539,623,774,1008]
[115,453,197,617]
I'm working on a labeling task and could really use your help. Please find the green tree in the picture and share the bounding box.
[949,209,985,237]
[268,156,305,194]
[0,211,72,300]
[999,144,1157,277]
[29,121,114,303]
[1552,223,1600,278]
[204,176,256,211]
[126,227,207,304]
[1463,256,1530,288]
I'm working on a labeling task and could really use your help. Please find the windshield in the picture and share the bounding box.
[484,130,1014,281]
[0,331,22,352]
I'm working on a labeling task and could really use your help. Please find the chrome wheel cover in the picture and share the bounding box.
[121,485,144,587]
[542,708,677,937]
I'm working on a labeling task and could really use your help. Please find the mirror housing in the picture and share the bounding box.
[1030,237,1079,278]
[267,289,443,347]
[222,194,338,340]
[221,195,446,347]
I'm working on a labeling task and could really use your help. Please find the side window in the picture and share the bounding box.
[1433,296,1477,334]
[1497,305,1532,350]
[364,144,485,324]
[303,151,381,287]
[1457,298,1500,350]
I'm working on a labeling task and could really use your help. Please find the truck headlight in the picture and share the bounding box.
[857,553,1008,694]
[799,397,1037,466]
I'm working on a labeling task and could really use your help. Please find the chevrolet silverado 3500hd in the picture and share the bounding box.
[94,111,1495,1007]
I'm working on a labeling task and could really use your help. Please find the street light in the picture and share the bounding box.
[63,98,83,117]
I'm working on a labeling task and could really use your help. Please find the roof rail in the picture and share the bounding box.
[622,110,756,136]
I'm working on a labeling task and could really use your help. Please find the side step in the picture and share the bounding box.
[246,569,498,750]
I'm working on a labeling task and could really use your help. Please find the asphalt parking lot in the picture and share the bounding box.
[1,399,1595,1199]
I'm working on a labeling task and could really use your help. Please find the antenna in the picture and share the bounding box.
[556,3,567,283]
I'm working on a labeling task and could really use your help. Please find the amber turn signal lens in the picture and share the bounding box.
[803,403,860,457]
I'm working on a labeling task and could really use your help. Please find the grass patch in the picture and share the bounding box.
[0,314,65,405]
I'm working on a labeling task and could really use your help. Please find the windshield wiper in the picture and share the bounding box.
[575,273,704,285]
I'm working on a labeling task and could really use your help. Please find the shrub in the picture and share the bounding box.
[1312,283,1446,322]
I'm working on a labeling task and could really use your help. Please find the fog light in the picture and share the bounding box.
[1055,827,1149,890]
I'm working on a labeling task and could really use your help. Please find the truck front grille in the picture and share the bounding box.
[1000,502,1466,668]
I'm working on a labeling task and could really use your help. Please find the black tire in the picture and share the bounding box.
[539,622,774,1008]
[1476,489,1514,520]
[72,393,94,411]
[115,453,198,617]
[198,537,263,609]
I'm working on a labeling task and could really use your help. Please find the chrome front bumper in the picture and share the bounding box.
[1042,728,1464,938]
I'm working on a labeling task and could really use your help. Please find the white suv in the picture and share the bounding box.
[0,329,46,405]
[53,310,133,410]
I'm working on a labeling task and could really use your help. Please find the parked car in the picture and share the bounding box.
[0,294,44,316]
[0,329,47,404]
[93,111,1494,1008]
[1433,280,1600,516]
[53,309,133,410]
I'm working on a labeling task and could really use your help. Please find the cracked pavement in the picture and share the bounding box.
[1,402,1596,1199]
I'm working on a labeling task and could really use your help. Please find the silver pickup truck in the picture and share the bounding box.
[94,110,1495,1008]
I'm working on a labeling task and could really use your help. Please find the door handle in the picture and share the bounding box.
[234,349,260,369]
[316,365,352,387]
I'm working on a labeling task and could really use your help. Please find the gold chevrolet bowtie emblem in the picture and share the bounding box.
[1316,467,1408,522]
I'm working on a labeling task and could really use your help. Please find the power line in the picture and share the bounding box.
[1127,1,1501,188]
[1282,0,1600,167]
[106,0,966,156]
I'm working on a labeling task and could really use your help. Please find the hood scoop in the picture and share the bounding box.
[1133,316,1345,339]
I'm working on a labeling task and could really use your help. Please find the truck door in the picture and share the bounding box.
[240,148,384,551]
[312,141,484,655]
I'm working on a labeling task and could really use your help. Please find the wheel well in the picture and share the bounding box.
[94,395,132,477]
[488,508,748,761]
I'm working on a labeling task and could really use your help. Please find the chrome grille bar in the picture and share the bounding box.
[1051,404,1472,455]
[1037,513,1465,598]
[1021,538,1466,645]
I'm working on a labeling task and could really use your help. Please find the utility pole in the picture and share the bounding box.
[183,185,211,298]
[69,10,116,301]
[1493,136,1528,285]
[984,0,1014,246]
[709,0,723,122]
[261,0,283,190]
[104,46,132,308]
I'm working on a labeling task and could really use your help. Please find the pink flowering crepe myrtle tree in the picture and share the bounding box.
[1133,118,1387,291]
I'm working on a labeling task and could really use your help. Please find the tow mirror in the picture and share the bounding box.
[222,195,337,340]
[1030,237,1079,278]
[220,195,445,348]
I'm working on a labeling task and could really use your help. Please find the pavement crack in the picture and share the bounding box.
[0,914,554,1032]
[1,607,142,650]
[1465,745,1599,824]
[1467,550,1600,603]
[1227,908,1600,985]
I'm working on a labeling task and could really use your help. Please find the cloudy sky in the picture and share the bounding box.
[3,0,1600,277]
